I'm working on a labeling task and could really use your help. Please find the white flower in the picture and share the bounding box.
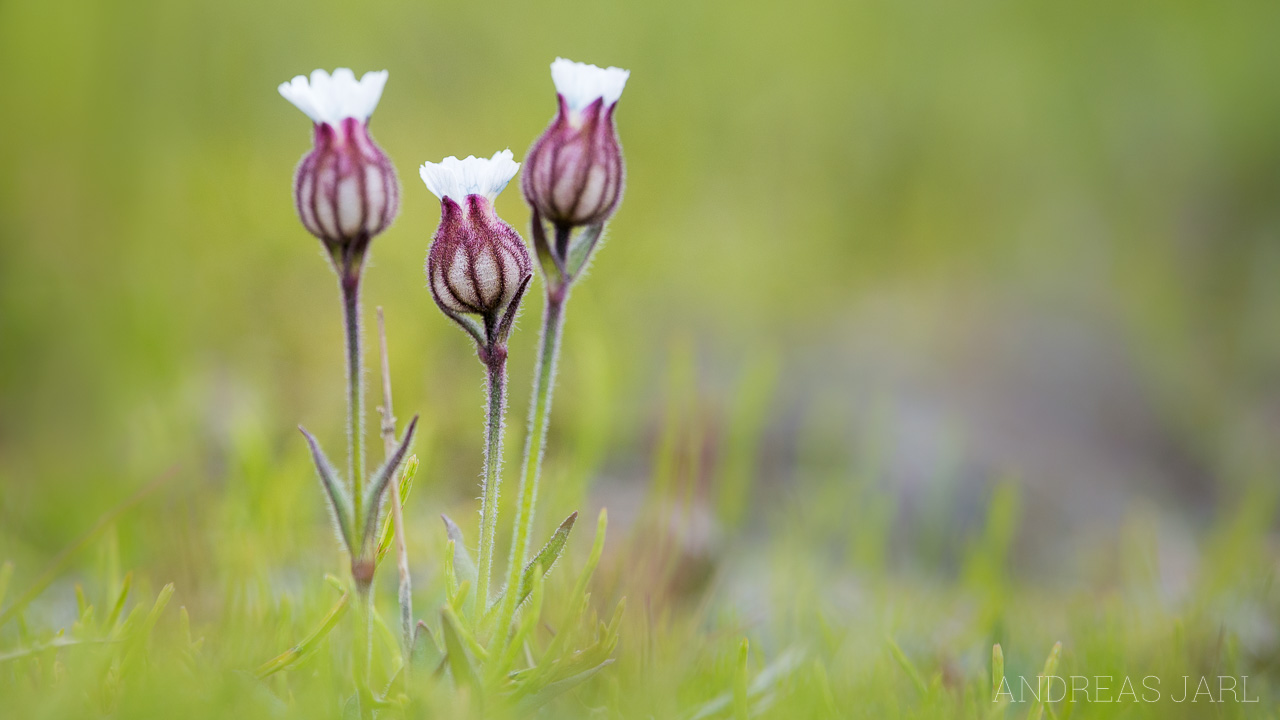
[419,150,521,203]
[550,57,630,112]
[278,68,389,125]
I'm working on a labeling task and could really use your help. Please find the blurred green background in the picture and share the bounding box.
[2,0,1279,715]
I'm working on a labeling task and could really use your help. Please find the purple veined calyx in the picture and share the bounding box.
[421,150,532,359]
[523,58,629,287]
[279,68,400,270]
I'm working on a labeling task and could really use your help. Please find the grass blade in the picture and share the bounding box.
[255,592,350,678]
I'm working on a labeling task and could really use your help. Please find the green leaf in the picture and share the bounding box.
[992,643,1005,702]
[299,426,354,554]
[255,591,350,679]
[440,606,481,692]
[120,584,174,672]
[566,222,606,279]
[360,415,419,551]
[516,658,614,714]
[887,635,927,697]
[492,564,545,681]
[688,648,804,720]
[105,571,133,630]
[441,515,478,590]
[734,639,750,720]
[377,454,419,564]
[487,512,577,622]
[1027,642,1062,720]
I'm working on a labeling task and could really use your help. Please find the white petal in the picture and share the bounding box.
[419,150,520,203]
[550,57,629,112]
[278,68,388,124]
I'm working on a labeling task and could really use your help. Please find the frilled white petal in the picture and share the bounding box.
[419,150,520,202]
[278,68,388,125]
[550,57,629,112]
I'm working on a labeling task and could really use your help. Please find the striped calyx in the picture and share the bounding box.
[293,117,399,249]
[523,58,628,230]
[427,194,532,321]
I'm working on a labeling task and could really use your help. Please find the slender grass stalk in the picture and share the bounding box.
[497,287,566,639]
[476,349,509,620]
[376,307,413,671]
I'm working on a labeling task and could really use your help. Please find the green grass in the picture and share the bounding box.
[0,406,1275,717]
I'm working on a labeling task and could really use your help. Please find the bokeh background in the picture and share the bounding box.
[2,0,1279,715]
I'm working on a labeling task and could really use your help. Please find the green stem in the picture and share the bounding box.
[353,584,374,719]
[476,350,508,620]
[341,250,373,715]
[497,288,566,639]
[341,267,367,539]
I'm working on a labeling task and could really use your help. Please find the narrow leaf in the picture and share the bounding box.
[494,564,545,680]
[443,540,459,602]
[992,643,1005,702]
[887,635,928,697]
[516,658,614,714]
[443,308,487,348]
[440,606,481,692]
[1027,642,1062,720]
[377,454,419,564]
[566,222,606,279]
[562,509,607,624]
[733,639,750,720]
[255,592,350,678]
[299,426,354,553]
[361,415,419,551]
[441,515,478,589]
[105,571,133,629]
[487,512,576,620]
[529,209,566,283]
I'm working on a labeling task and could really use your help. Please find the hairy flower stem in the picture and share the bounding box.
[497,285,566,639]
[337,244,374,717]
[475,346,509,621]
[339,259,367,539]
[376,308,413,672]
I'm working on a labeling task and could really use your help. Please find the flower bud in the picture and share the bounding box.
[279,69,400,253]
[523,58,629,230]
[422,151,531,347]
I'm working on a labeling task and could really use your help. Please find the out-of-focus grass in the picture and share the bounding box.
[2,0,1279,716]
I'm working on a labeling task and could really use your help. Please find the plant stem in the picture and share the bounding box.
[497,288,566,638]
[353,584,374,720]
[376,307,413,672]
[476,349,509,620]
[340,250,372,716]
[340,265,366,538]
